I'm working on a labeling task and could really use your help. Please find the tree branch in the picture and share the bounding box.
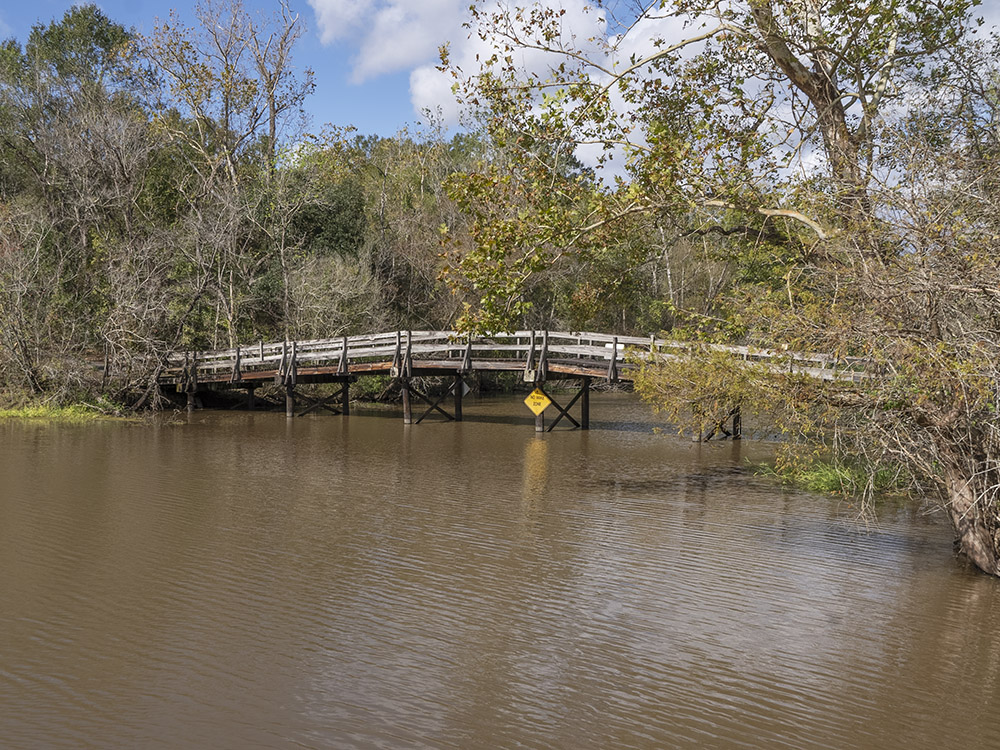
[704,199,832,240]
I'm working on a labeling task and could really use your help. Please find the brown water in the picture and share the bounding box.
[2,394,999,749]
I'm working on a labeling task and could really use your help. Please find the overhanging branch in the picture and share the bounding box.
[704,200,832,240]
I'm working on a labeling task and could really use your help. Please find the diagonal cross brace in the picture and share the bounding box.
[412,379,461,423]
[296,385,348,416]
[540,386,583,431]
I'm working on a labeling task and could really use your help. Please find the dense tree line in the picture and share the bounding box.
[0,3,469,405]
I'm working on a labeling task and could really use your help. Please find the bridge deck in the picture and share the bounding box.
[187,358,618,386]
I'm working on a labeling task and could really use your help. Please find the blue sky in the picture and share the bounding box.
[0,0,461,137]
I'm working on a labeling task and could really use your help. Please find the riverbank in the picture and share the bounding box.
[753,454,915,512]
[0,402,133,424]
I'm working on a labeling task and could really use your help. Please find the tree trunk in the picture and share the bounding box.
[750,2,865,207]
[267,81,277,177]
[944,465,1000,576]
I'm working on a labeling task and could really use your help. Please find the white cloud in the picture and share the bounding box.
[310,0,617,127]
[309,0,466,83]
[405,0,707,163]
[409,64,462,124]
[351,0,460,83]
[308,0,376,44]
[314,0,1000,136]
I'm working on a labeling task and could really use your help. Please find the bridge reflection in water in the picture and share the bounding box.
[164,330,861,435]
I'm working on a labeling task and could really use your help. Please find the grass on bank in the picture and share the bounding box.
[755,455,912,499]
[0,401,132,424]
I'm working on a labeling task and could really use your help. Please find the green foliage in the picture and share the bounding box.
[23,4,134,86]
[290,177,366,257]
[444,0,988,333]
[756,457,911,498]
[0,402,130,423]
[442,2,1000,572]
[350,375,395,401]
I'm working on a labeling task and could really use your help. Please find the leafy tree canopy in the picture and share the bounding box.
[447,1,1000,576]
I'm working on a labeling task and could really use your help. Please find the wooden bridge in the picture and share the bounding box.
[164,330,868,434]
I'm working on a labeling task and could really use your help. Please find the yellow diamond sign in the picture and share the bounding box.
[524,388,551,416]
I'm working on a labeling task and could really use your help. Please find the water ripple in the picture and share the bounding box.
[1,402,998,749]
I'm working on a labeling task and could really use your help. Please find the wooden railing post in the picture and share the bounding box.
[404,330,413,377]
[283,341,297,418]
[338,335,349,375]
[184,351,198,413]
[607,336,619,382]
[461,334,472,372]
[231,345,241,383]
[539,330,548,382]
[524,330,537,382]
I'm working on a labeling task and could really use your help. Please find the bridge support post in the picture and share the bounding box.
[183,352,198,412]
[342,380,351,416]
[581,378,590,430]
[454,374,463,422]
[695,406,742,441]
[401,378,412,424]
[285,385,294,419]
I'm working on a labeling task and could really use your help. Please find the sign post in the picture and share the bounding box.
[524,388,551,432]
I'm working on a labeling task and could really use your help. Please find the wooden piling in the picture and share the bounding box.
[285,385,294,419]
[581,378,590,430]
[454,374,463,422]
[535,411,544,432]
[342,380,351,416]
[401,378,412,424]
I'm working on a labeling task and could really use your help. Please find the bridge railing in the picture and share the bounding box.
[164,330,871,384]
